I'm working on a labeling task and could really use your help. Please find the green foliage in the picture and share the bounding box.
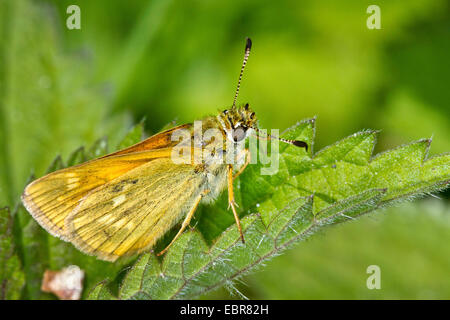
[0,207,25,299]
[115,120,145,151]
[87,119,449,300]
[233,199,450,299]
[0,0,127,208]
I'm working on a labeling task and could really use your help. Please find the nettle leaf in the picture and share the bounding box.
[88,118,449,300]
[13,128,142,299]
[115,120,145,151]
[0,207,25,299]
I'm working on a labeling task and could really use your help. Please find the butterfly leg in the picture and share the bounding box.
[233,148,250,180]
[227,164,245,243]
[157,189,210,256]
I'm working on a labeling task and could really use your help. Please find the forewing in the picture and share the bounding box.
[104,123,192,157]
[21,149,172,240]
[65,158,205,262]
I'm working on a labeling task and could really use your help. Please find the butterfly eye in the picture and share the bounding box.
[232,126,247,142]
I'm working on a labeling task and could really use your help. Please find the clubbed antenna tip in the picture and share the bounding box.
[245,37,252,51]
[292,140,308,151]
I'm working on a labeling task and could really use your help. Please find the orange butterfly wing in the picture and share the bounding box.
[21,124,192,241]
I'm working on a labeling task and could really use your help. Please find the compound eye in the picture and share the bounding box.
[232,126,247,142]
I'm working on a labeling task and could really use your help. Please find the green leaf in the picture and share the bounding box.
[86,281,117,300]
[89,118,449,299]
[0,207,25,299]
[115,120,145,150]
[240,199,450,299]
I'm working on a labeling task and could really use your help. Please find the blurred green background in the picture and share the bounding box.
[0,0,449,299]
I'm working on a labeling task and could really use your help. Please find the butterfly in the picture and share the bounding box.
[21,38,308,262]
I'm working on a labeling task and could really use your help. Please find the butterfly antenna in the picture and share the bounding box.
[252,127,308,151]
[232,37,252,109]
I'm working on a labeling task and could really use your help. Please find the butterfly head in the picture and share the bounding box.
[218,104,257,143]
